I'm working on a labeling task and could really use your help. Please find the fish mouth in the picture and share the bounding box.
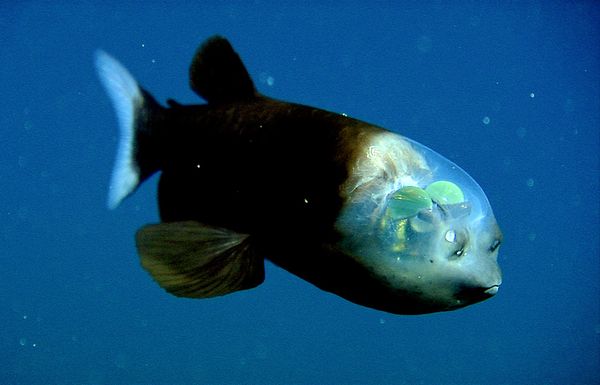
[457,283,501,303]
[484,285,500,296]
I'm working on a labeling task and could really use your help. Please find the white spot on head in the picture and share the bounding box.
[367,146,379,159]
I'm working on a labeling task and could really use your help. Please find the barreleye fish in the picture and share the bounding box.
[95,36,502,315]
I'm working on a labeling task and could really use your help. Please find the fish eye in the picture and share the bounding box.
[489,238,501,253]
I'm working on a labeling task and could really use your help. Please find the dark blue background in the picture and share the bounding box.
[2,2,598,384]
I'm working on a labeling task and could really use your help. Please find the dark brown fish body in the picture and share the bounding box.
[97,36,502,314]
[154,96,403,311]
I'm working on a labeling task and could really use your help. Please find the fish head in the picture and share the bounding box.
[335,131,502,313]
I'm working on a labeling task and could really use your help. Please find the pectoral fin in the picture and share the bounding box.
[136,221,264,298]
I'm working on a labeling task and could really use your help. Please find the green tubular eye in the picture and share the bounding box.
[425,181,464,205]
[387,186,433,219]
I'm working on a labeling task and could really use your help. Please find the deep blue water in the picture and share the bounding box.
[2,2,599,384]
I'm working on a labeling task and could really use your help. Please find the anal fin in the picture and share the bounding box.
[136,221,264,298]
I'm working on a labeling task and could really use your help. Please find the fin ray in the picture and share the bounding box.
[95,50,142,209]
[136,221,265,298]
[95,50,162,209]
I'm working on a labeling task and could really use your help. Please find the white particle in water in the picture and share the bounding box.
[526,178,534,187]
[259,72,275,87]
[482,116,490,125]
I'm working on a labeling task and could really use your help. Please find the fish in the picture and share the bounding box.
[95,36,502,315]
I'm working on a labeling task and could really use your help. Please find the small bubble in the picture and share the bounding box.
[570,193,581,207]
[259,72,275,87]
[529,92,535,98]
[482,116,491,125]
[469,16,481,27]
[114,353,128,369]
[563,98,575,113]
[416,35,432,53]
[141,43,145,48]
[151,59,156,64]
[19,338,27,346]
[526,178,534,187]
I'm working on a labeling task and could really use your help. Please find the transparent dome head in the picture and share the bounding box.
[334,131,501,309]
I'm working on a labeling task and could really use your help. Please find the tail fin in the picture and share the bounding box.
[95,50,162,209]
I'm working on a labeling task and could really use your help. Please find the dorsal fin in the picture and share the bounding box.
[189,36,257,104]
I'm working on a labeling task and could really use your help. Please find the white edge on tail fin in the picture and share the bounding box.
[95,50,142,209]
